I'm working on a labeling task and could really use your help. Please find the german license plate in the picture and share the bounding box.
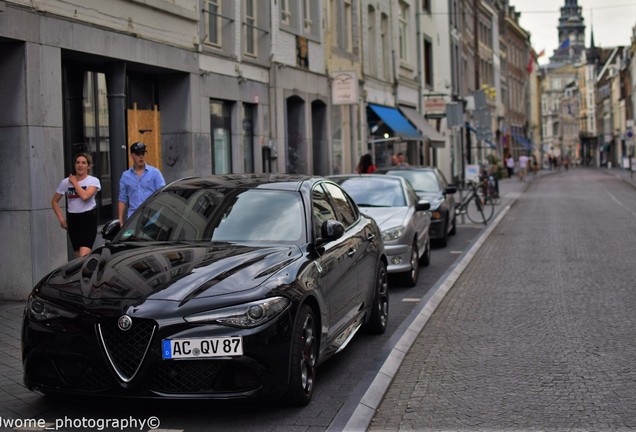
[162,336,243,359]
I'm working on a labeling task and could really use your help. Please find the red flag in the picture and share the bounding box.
[527,48,546,73]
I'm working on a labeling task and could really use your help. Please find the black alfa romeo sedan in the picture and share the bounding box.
[22,174,388,406]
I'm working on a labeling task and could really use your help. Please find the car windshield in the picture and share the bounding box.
[335,177,406,207]
[118,188,305,244]
[384,170,441,193]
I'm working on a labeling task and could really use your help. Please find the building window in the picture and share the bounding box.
[367,5,377,76]
[281,0,291,25]
[210,100,233,174]
[344,0,353,51]
[242,104,255,172]
[398,1,409,62]
[423,37,433,88]
[244,0,257,56]
[206,0,222,47]
[381,13,390,79]
[422,0,431,14]
[303,0,312,32]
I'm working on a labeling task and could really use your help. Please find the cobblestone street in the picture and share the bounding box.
[369,168,636,431]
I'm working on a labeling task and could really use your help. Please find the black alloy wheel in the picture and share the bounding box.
[365,261,389,334]
[286,305,318,406]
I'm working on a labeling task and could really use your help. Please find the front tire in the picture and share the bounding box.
[449,211,457,235]
[398,242,419,287]
[286,305,318,406]
[365,261,389,334]
[419,236,431,266]
[438,219,449,247]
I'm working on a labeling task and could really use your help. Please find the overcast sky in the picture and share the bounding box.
[514,0,636,64]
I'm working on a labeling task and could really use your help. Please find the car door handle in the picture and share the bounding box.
[366,233,375,242]
[347,248,357,257]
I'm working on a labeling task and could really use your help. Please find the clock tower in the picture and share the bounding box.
[550,0,586,64]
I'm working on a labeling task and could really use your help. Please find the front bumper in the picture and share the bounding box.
[22,310,293,400]
[428,218,446,240]
[383,243,413,273]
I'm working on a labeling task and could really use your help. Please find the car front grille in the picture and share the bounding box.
[97,318,156,382]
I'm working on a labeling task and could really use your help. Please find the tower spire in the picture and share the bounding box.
[590,9,595,48]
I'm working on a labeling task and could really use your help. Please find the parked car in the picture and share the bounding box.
[329,174,431,287]
[375,166,457,247]
[22,174,389,406]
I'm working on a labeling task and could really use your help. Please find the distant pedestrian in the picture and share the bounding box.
[397,153,409,167]
[118,142,166,225]
[356,153,377,174]
[518,154,529,182]
[531,155,539,175]
[51,153,101,257]
[505,154,515,178]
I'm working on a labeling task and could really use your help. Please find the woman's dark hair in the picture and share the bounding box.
[357,153,374,174]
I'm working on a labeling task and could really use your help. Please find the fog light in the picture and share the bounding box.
[391,256,403,265]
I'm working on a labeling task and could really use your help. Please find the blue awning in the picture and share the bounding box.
[368,104,423,140]
[399,106,446,148]
[513,134,533,150]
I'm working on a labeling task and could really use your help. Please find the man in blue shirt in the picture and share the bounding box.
[118,142,166,225]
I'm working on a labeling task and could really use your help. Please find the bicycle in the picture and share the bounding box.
[454,179,495,224]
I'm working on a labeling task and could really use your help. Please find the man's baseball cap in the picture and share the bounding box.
[130,142,147,154]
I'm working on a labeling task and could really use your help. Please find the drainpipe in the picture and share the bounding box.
[416,11,424,165]
[106,62,127,220]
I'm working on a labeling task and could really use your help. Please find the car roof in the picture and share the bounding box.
[374,166,438,173]
[164,173,320,192]
[328,173,410,184]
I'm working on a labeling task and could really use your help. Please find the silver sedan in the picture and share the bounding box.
[329,174,431,287]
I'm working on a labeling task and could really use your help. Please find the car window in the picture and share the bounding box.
[334,177,406,207]
[323,182,358,227]
[312,184,338,237]
[119,188,304,244]
[435,170,449,188]
[404,182,420,205]
[384,170,441,192]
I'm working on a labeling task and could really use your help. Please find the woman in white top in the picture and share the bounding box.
[51,153,101,257]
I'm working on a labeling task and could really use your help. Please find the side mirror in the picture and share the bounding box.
[445,186,457,195]
[101,219,121,241]
[415,200,431,211]
[316,220,345,247]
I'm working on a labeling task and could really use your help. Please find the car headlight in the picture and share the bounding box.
[382,226,406,242]
[184,296,291,328]
[27,294,77,322]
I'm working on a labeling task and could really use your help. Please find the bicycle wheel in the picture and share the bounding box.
[465,195,495,224]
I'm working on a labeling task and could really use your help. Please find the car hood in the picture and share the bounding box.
[358,207,408,230]
[41,242,302,303]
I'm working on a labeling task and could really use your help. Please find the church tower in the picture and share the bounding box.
[549,0,586,64]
